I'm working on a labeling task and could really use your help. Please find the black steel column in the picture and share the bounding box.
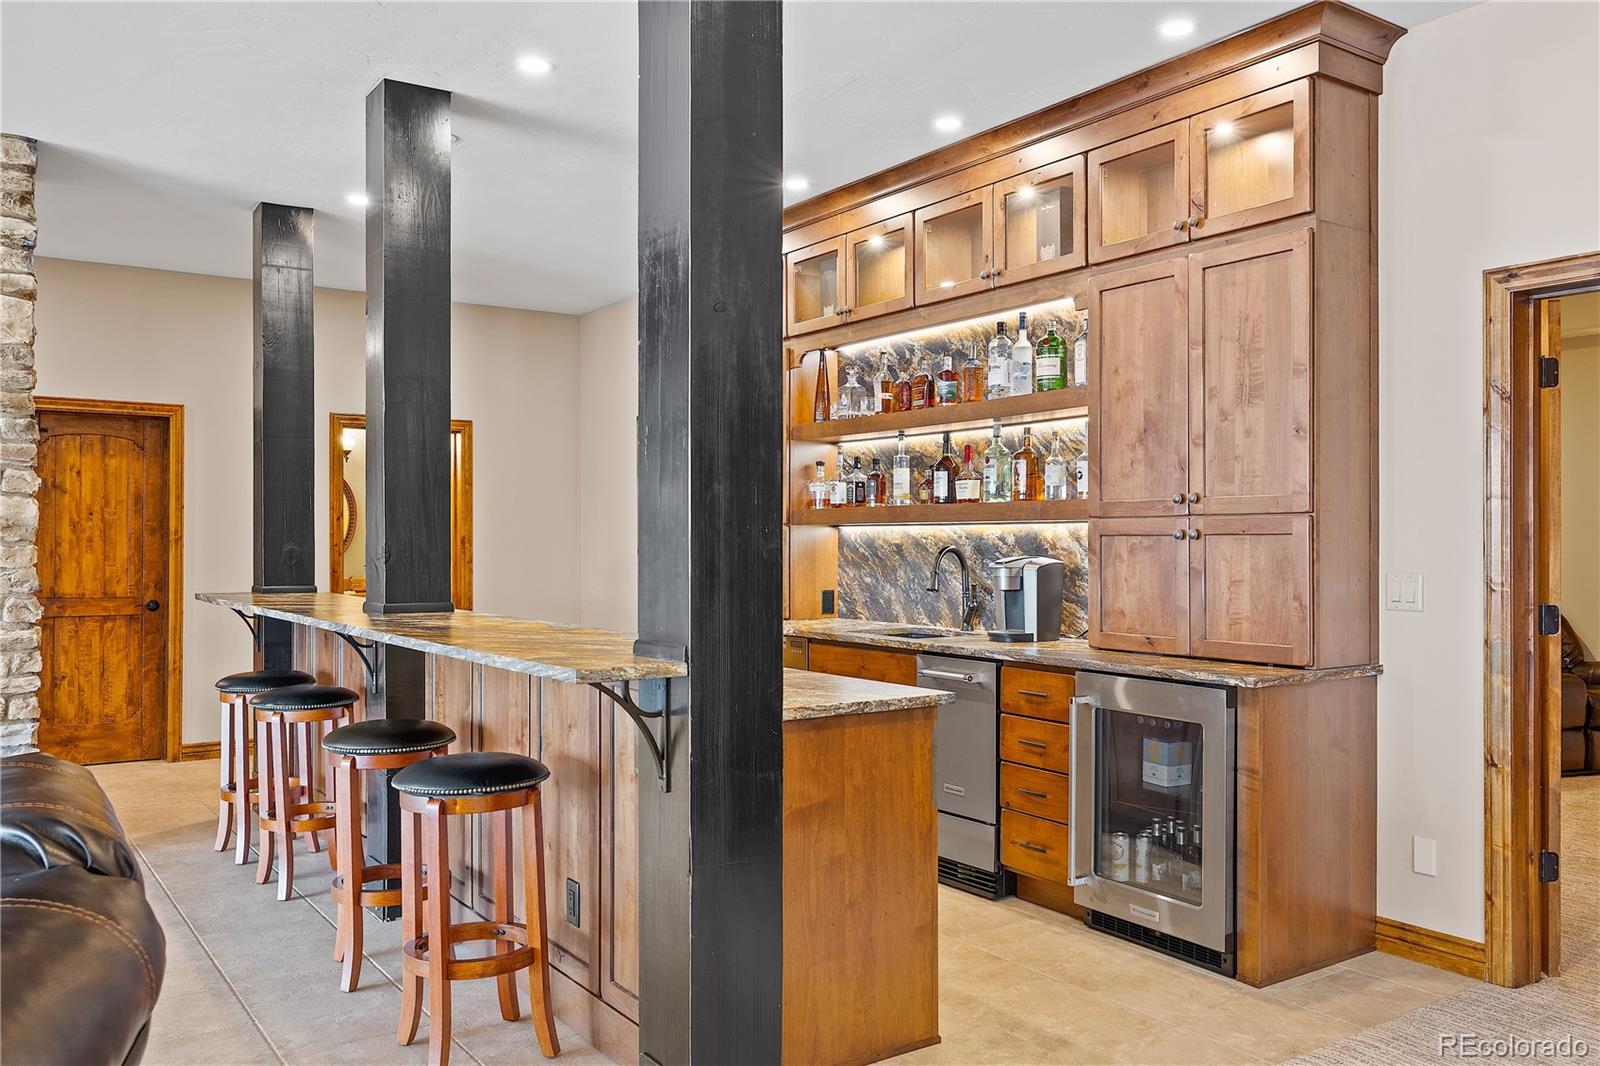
[635,4,784,1063]
[251,203,316,670]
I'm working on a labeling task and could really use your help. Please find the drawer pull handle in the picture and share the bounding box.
[1018,689,1050,698]
[1015,841,1048,854]
[1018,788,1049,799]
[1017,739,1049,750]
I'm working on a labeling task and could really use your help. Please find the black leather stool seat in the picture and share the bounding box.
[392,752,551,798]
[323,719,456,757]
[215,668,314,694]
[250,683,360,712]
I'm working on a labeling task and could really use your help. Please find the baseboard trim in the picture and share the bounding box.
[178,741,220,762]
[1375,916,1486,980]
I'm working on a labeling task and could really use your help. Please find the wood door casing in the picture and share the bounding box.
[37,409,170,763]
[1536,298,1562,975]
[1189,229,1314,514]
[1088,119,1191,264]
[1087,518,1190,655]
[1088,259,1190,518]
[1189,515,1313,666]
[1189,80,1312,239]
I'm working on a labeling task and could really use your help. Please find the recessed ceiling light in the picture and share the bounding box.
[516,55,554,76]
[784,176,810,192]
[933,115,963,133]
[345,192,369,207]
[1158,17,1196,39]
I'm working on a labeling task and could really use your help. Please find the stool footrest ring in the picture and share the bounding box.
[402,921,537,982]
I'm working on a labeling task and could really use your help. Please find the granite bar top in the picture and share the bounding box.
[197,592,688,684]
[782,668,952,722]
[784,618,1382,689]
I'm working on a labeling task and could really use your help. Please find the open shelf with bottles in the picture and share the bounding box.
[792,387,1088,444]
[791,500,1090,527]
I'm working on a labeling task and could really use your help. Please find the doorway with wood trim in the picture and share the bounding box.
[35,397,184,764]
[1482,251,1600,987]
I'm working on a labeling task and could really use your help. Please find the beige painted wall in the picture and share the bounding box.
[1377,0,1600,941]
[577,296,638,632]
[1561,292,1600,649]
[33,257,583,745]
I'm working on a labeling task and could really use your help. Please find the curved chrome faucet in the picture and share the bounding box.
[927,545,985,632]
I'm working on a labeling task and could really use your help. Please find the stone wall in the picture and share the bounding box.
[0,134,40,757]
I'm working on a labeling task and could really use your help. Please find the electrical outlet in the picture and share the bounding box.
[565,878,581,927]
[1385,571,1424,612]
[1412,835,1437,877]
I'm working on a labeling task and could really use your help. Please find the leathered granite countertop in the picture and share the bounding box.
[782,668,952,722]
[784,618,1382,689]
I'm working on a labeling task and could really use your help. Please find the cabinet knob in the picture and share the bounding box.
[1173,529,1186,540]
[1187,216,1202,229]
[1172,219,1187,232]
[1188,492,1200,504]
[1171,493,1184,504]
[1188,529,1202,540]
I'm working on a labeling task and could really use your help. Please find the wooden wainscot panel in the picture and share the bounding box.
[999,714,1071,773]
[807,641,918,686]
[536,678,601,994]
[599,698,641,1022]
[475,666,533,920]
[999,665,1075,722]
[1000,763,1071,823]
[429,655,477,907]
[1000,809,1070,882]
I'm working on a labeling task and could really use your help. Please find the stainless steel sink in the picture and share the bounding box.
[884,628,956,639]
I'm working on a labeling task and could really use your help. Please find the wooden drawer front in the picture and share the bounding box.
[807,641,918,686]
[1000,667,1075,722]
[1000,714,1070,772]
[1000,763,1070,823]
[1000,810,1070,882]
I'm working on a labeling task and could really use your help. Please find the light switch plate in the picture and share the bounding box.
[1413,835,1437,877]
[1386,571,1424,612]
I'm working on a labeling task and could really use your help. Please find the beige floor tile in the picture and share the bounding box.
[1265,967,1443,1028]
[1337,949,1478,996]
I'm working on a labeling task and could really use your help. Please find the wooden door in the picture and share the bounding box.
[599,701,641,1021]
[1088,259,1190,518]
[1189,81,1312,239]
[913,188,994,304]
[1088,119,1190,263]
[1536,298,1562,975]
[993,156,1087,284]
[1189,515,1312,666]
[1086,518,1190,655]
[844,214,914,323]
[1188,229,1314,514]
[537,678,601,994]
[786,236,848,335]
[37,408,170,763]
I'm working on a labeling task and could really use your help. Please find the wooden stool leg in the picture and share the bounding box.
[213,697,234,851]
[522,790,560,1058]
[493,808,520,1022]
[301,722,322,854]
[424,801,453,1066]
[397,808,424,1046]
[254,712,275,885]
[272,716,295,901]
[335,756,365,990]
[233,697,253,865]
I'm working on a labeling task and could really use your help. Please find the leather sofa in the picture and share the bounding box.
[1562,620,1600,775]
[1,753,166,1065]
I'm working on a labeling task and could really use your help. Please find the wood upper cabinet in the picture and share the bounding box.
[1188,515,1312,666]
[1189,81,1311,239]
[844,213,915,322]
[1188,229,1314,514]
[1088,258,1190,518]
[1088,518,1191,655]
[1088,119,1191,264]
[786,235,847,335]
[993,156,1087,284]
[914,188,994,304]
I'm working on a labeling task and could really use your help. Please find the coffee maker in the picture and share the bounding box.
[987,556,1065,642]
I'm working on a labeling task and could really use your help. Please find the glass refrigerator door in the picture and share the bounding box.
[1094,708,1205,906]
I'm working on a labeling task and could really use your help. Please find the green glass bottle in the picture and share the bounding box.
[1034,327,1067,392]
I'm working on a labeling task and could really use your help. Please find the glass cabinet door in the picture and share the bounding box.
[913,189,993,304]
[994,156,1087,283]
[845,213,914,321]
[1088,120,1190,264]
[785,235,847,335]
[1189,81,1310,238]
[1093,706,1207,906]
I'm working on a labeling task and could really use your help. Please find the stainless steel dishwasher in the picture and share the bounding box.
[916,653,1005,898]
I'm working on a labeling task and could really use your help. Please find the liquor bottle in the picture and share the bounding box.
[959,341,984,403]
[1072,323,1088,388]
[932,433,958,504]
[955,443,982,502]
[874,353,896,414]
[891,431,913,506]
[916,462,935,505]
[813,350,832,422]
[867,458,887,506]
[808,460,831,509]
[985,322,1012,400]
[1012,425,1044,500]
[893,353,914,412]
[934,353,961,406]
[1009,312,1035,396]
[910,346,933,410]
[839,365,870,419]
[982,423,1013,503]
[1044,434,1070,500]
[1074,453,1089,500]
[829,445,849,508]
[1035,328,1066,392]
[849,456,869,506]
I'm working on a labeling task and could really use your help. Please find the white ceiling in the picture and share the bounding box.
[1,1,1467,315]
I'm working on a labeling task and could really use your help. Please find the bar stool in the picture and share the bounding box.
[213,668,313,864]
[321,718,457,992]
[251,683,355,901]
[392,752,560,1066]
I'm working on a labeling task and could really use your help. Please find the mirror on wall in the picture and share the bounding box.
[329,412,474,609]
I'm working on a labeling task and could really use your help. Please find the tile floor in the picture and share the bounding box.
[89,758,1587,1065]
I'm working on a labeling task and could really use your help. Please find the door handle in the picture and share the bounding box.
[918,668,976,683]
[143,599,161,612]
[1068,696,1095,886]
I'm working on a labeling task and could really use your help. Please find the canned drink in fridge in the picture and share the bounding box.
[1110,832,1131,882]
[1133,832,1152,883]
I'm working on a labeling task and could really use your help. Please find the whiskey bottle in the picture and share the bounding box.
[891,431,913,506]
[955,443,982,502]
[985,322,1012,400]
[808,460,831,509]
[1035,327,1066,392]
[893,353,914,412]
[982,423,1013,503]
[874,352,896,415]
[960,341,984,403]
[829,445,849,508]
[1012,425,1044,500]
[932,432,958,504]
[867,458,887,506]
[1044,434,1070,500]
[849,456,869,506]
[916,462,935,505]
[934,352,961,406]
[910,346,933,410]
[1009,312,1034,397]
[813,350,832,422]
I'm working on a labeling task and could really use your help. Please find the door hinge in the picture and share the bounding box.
[1538,604,1561,636]
[1538,850,1559,884]
[1540,357,1560,388]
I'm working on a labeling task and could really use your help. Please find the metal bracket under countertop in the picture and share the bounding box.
[335,632,382,689]
[229,608,258,646]
[590,680,671,792]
